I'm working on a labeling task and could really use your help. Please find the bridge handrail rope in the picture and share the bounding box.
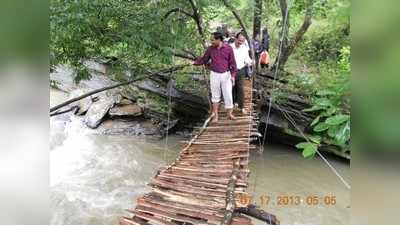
[261,0,351,190]
[163,24,176,164]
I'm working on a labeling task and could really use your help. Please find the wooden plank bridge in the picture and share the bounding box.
[121,78,279,225]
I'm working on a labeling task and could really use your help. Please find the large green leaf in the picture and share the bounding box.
[309,135,322,144]
[316,90,336,96]
[325,107,338,117]
[327,125,339,138]
[302,144,318,158]
[313,122,330,132]
[335,121,350,145]
[314,98,333,107]
[296,142,318,158]
[326,114,349,126]
[295,142,309,149]
[310,115,321,126]
[303,105,324,112]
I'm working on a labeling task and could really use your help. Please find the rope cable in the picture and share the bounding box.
[261,0,292,149]
[163,23,179,164]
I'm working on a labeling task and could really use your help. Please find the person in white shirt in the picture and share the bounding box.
[230,32,253,114]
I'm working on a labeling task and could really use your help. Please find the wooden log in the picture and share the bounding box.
[188,142,249,146]
[142,195,225,217]
[156,174,228,189]
[50,105,79,117]
[138,197,223,223]
[152,188,226,208]
[235,204,280,225]
[183,138,250,142]
[220,160,240,225]
[135,205,209,225]
[120,217,143,225]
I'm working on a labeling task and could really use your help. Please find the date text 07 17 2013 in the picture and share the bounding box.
[237,194,337,206]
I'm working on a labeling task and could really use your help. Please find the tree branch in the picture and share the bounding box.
[49,78,144,113]
[49,65,191,113]
[252,0,263,39]
[171,49,197,60]
[163,1,206,49]
[288,1,312,55]
[188,0,206,49]
[273,0,313,71]
[50,106,79,117]
[181,48,197,58]
[163,8,195,20]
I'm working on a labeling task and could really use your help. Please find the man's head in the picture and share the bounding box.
[235,32,246,48]
[211,32,224,47]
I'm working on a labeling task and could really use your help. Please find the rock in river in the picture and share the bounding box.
[84,98,115,128]
[109,104,142,117]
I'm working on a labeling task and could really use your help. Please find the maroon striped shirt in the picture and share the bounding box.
[194,43,237,78]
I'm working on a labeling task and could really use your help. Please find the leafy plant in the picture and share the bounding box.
[296,46,350,157]
[296,136,321,158]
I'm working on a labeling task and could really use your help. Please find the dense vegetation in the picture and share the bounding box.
[50,0,350,158]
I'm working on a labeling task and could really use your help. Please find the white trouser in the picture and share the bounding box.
[210,71,233,109]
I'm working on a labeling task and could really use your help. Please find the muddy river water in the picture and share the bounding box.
[50,89,350,225]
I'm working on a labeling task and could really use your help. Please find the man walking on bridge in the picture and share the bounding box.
[193,31,238,122]
[230,32,253,115]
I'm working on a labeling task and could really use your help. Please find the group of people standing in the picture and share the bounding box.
[192,29,270,123]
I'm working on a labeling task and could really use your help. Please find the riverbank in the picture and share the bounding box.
[50,65,198,138]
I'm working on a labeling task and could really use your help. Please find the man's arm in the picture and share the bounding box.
[244,49,253,66]
[193,47,211,65]
[228,47,237,78]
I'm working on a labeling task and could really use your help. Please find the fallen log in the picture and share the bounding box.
[235,204,279,225]
[50,105,79,117]
[50,77,144,113]
[50,64,193,113]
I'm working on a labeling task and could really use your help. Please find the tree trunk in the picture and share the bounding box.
[273,0,313,71]
[252,0,262,39]
[188,0,207,49]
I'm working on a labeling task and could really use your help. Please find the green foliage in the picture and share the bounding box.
[286,73,317,96]
[295,46,350,157]
[175,72,191,89]
[295,135,320,158]
[146,93,169,114]
[299,0,350,63]
[50,0,203,82]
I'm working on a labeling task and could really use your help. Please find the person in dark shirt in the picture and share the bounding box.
[193,32,238,122]
[261,27,270,52]
[252,35,263,71]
